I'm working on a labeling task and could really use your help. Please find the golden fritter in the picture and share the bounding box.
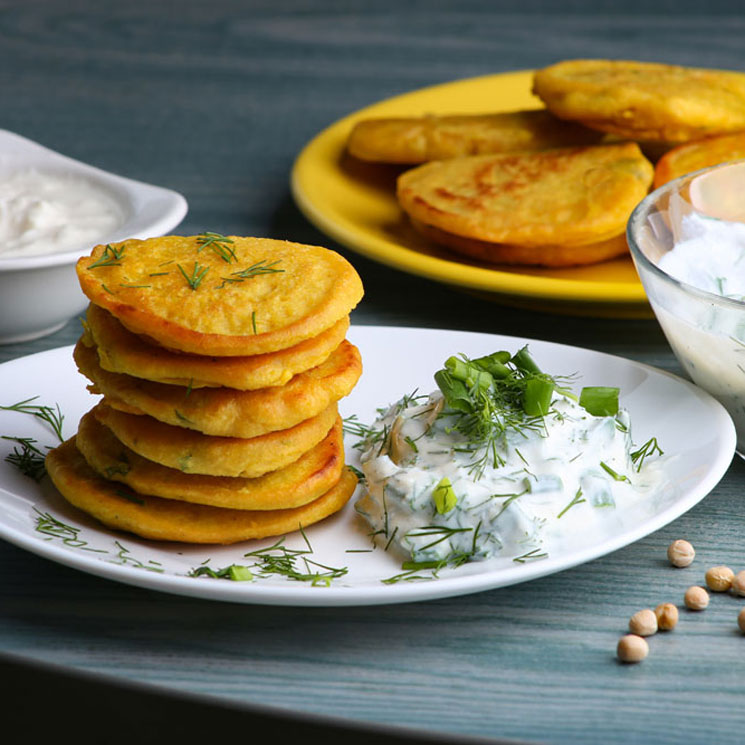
[397,142,653,250]
[84,303,350,390]
[533,59,745,143]
[74,337,361,438]
[653,131,745,188]
[410,219,629,267]
[346,109,605,164]
[76,235,364,356]
[92,401,338,478]
[46,437,358,545]
[75,411,345,510]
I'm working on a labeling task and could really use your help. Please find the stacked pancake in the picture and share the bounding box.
[46,234,364,544]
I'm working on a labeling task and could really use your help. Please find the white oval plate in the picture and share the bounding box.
[0,128,188,270]
[0,327,735,606]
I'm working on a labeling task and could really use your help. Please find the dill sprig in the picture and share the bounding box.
[177,261,210,290]
[0,397,65,441]
[630,436,664,471]
[433,347,562,479]
[2,436,47,481]
[34,509,106,552]
[221,259,285,284]
[196,231,237,263]
[87,243,125,269]
[190,563,253,581]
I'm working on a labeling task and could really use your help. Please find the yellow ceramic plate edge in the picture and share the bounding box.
[291,70,649,307]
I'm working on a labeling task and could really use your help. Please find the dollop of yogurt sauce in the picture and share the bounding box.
[353,350,662,566]
[0,169,125,258]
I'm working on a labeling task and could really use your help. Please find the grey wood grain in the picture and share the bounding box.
[1,2,745,743]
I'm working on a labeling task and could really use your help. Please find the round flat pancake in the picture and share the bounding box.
[76,235,364,356]
[533,59,745,143]
[93,401,338,478]
[653,131,745,188]
[397,142,653,248]
[46,438,358,545]
[75,411,345,510]
[74,337,362,438]
[84,303,351,390]
[411,219,629,267]
[346,109,606,164]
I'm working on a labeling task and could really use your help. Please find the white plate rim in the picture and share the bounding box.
[0,326,736,606]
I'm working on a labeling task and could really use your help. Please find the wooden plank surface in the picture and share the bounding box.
[1,2,745,743]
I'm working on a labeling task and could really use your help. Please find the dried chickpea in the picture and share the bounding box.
[705,565,735,592]
[738,608,745,633]
[731,570,745,597]
[684,585,709,610]
[617,634,649,663]
[654,602,679,631]
[628,609,658,637]
[667,539,695,567]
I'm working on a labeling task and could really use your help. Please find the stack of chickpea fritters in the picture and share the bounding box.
[46,234,364,544]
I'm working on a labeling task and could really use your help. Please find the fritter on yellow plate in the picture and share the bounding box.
[410,219,629,267]
[92,401,338,478]
[75,411,345,510]
[396,142,653,253]
[346,109,605,164]
[84,303,350,390]
[77,235,364,356]
[533,59,745,143]
[653,131,745,188]
[46,438,358,545]
[74,337,361,438]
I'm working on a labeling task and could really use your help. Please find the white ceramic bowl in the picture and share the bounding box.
[0,129,187,343]
[627,159,745,453]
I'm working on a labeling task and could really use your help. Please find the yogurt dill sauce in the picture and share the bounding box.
[352,348,663,568]
[651,212,745,450]
[0,169,124,258]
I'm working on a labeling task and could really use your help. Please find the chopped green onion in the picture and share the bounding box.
[579,386,619,416]
[432,477,458,514]
[522,378,554,417]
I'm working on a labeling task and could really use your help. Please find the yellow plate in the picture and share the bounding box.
[290,70,651,318]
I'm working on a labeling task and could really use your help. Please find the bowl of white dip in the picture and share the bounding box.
[627,159,745,454]
[0,130,187,343]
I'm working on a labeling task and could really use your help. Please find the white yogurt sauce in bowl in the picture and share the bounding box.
[628,160,745,453]
[0,169,125,259]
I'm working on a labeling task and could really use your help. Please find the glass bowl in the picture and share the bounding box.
[627,159,745,454]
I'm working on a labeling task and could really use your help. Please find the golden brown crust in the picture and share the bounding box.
[75,410,345,510]
[533,59,745,143]
[76,235,364,356]
[410,219,628,267]
[46,437,358,545]
[653,131,745,188]
[346,109,605,164]
[396,143,653,249]
[92,401,339,478]
[84,303,351,390]
[74,337,362,438]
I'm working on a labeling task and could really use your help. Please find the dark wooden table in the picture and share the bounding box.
[1,2,744,743]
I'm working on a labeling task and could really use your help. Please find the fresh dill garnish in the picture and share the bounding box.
[513,548,548,564]
[346,464,366,484]
[177,261,210,290]
[87,243,125,269]
[229,259,284,280]
[2,436,47,481]
[112,541,165,572]
[433,347,564,480]
[119,283,151,289]
[630,437,664,471]
[34,509,106,552]
[404,524,473,553]
[242,529,347,587]
[251,311,257,335]
[557,487,586,518]
[196,231,237,263]
[599,461,631,483]
[0,397,65,441]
